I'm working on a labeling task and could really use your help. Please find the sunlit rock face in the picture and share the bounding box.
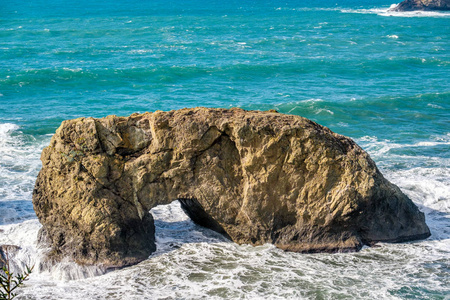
[33,108,430,268]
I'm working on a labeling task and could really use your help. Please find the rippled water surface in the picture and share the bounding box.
[0,0,449,299]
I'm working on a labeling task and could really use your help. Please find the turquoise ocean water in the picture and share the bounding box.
[0,0,449,299]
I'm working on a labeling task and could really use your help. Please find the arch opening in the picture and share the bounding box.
[149,200,231,256]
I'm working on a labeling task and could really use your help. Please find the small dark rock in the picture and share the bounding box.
[389,0,450,11]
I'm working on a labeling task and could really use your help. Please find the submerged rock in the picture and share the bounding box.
[389,0,450,11]
[33,108,430,268]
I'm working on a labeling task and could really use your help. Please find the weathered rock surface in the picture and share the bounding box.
[389,0,450,11]
[33,108,430,268]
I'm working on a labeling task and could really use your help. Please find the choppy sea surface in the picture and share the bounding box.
[0,0,449,299]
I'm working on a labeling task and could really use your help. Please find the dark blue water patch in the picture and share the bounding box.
[0,201,36,225]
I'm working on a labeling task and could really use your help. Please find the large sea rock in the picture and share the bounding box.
[389,0,450,11]
[33,108,430,268]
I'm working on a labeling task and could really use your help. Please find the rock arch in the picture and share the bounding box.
[33,108,430,269]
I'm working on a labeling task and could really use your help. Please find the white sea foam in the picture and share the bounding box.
[127,49,153,54]
[62,67,83,72]
[0,122,19,136]
[0,123,49,223]
[356,134,450,245]
[427,103,444,109]
[300,98,324,103]
[277,99,325,114]
[357,134,450,156]
[0,219,107,281]
[340,5,450,18]
[315,108,334,115]
[0,220,41,275]
[386,167,449,211]
[6,195,449,299]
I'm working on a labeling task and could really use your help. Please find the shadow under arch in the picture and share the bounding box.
[178,198,232,240]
